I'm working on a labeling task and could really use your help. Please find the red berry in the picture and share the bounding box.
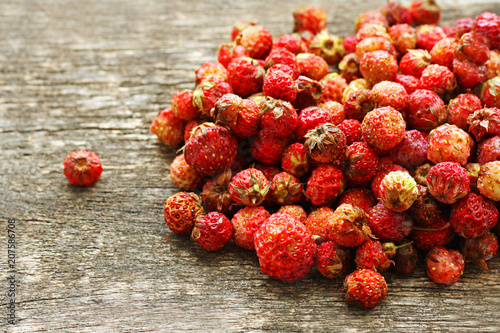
[171,89,199,121]
[293,5,327,35]
[416,25,446,51]
[305,164,345,206]
[460,231,499,271]
[296,53,329,81]
[406,89,446,131]
[420,64,457,96]
[150,108,186,147]
[410,0,440,25]
[327,204,373,247]
[260,97,299,137]
[338,119,362,145]
[337,188,377,213]
[304,123,347,164]
[269,172,302,205]
[63,150,103,186]
[344,269,388,309]
[164,192,204,235]
[368,201,413,242]
[262,69,297,103]
[355,240,392,272]
[250,129,289,165]
[430,37,458,69]
[281,142,311,178]
[273,34,308,55]
[235,25,273,60]
[227,57,265,98]
[389,129,429,169]
[359,50,398,86]
[449,192,499,238]
[399,49,431,78]
[229,168,270,207]
[294,106,332,142]
[170,154,203,191]
[231,206,270,250]
[316,241,352,279]
[304,207,334,240]
[447,94,482,130]
[362,107,406,151]
[426,162,470,204]
[342,142,380,187]
[426,247,465,285]
[191,212,233,251]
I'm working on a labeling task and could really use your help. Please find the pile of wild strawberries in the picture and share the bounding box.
[151,1,500,309]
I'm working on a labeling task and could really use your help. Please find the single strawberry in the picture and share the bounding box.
[281,142,311,178]
[254,212,317,282]
[368,201,413,242]
[201,169,235,216]
[477,136,500,165]
[169,154,203,191]
[264,47,300,78]
[304,206,334,240]
[342,78,370,103]
[390,130,429,169]
[448,17,474,38]
[260,97,299,137]
[193,77,233,117]
[449,192,499,238]
[359,50,398,86]
[452,59,487,89]
[163,192,204,235]
[389,23,417,55]
[321,101,345,125]
[379,170,419,212]
[273,34,308,55]
[344,269,388,309]
[195,62,228,85]
[342,141,380,187]
[420,64,457,97]
[355,37,396,61]
[293,5,327,35]
[410,0,440,25]
[338,119,362,145]
[294,106,332,142]
[277,205,308,223]
[455,32,490,65]
[481,77,500,108]
[308,30,345,66]
[395,74,420,95]
[150,108,186,147]
[399,49,431,78]
[472,11,500,50]
[227,57,265,98]
[191,211,233,251]
[213,95,261,139]
[338,53,362,83]
[370,81,409,113]
[468,107,500,142]
[296,53,329,81]
[320,73,348,104]
[304,123,347,164]
[460,231,498,271]
[250,129,289,165]
[426,247,465,285]
[63,150,103,187]
[170,89,199,121]
[184,123,238,176]
[430,37,458,69]
[316,241,351,279]
[269,172,302,205]
[426,162,470,204]
[446,94,482,130]
[305,164,345,206]
[371,164,408,200]
[343,88,373,122]
[327,204,374,247]
[231,21,254,41]
[355,10,388,31]
[427,124,473,166]
[228,168,270,207]
[231,206,270,250]
[477,161,500,201]
[235,25,273,60]
[406,89,446,131]
[362,107,406,151]
[292,75,323,110]
[410,217,455,251]
[416,25,446,51]
[262,69,297,103]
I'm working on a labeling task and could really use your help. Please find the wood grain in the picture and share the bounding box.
[1,0,500,332]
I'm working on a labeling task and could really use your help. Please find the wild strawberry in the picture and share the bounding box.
[170,89,199,121]
[449,192,499,238]
[281,142,311,178]
[228,168,270,207]
[446,94,482,130]
[410,0,440,25]
[201,169,235,215]
[193,77,233,117]
[392,239,419,274]
[218,43,248,69]
[293,5,327,35]
[250,129,289,165]
[430,37,458,69]
[455,32,490,65]
[472,11,500,50]
[338,53,362,83]
[356,23,391,41]
[304,123,347,164]
[320,73,347,104]
[477,161,500,201]
[163,192,204,235]
[370,81,409,113]
[254,212,317,282]
[277,205,308,223]
[460,231,498,271]
[481,77,500,108]
[396,74,420,94]
[427,162,470,204]
[195,62,228,85]
[169,154,203,191]
[420,64,457,96]
[426,247,465,285]
[296,53,329,81]
[406,89,446,131]
[410,217,455,251]
[150,108,186,147]
[316,241,352,279]
[477,136,500,165]
[260,97,299,137]
[273,34,308,55]
[368,201,413,242]
[344,269,388,309]
[327,204,373,247]
[371,164,408,200]
[184,123,237,176]
[381,1,413,26]
[355,37,396,61]
[63,150,103,186]
[231,206,270,250]
[355,11,389,31]
[294,106,332,142]
[302,207,334,241]
[355,240,392,272]
[191,211,233,251]
[343,88,373,122]
[427,124,473,165]
[227,57,265,98]
[389,24,417,55]
[359,50,398,86]
[305,164,345,206]
[308,30,345,66]
[262,69,297,103]
[292,75,323,110]
[416,25,446,51]
[343,35,358,55]
[268,172,302,205]
[399,49,431,78]
[468,107,500,142]
[453,59,487,89]
[264,47,300,78]
[235,25,273,60]
[379,170,418,212]
[321,101,345,125]
[362,107,406,151]
[343,141,380,187]
[390,130,428,169]
[338,119,362,145]
[337,188,377,213]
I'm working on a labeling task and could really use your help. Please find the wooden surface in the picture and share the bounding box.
[1,0,500,332]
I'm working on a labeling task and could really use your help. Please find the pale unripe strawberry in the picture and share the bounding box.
[427,123,473,166]
[379,171,418,212]
[477,161,500,201]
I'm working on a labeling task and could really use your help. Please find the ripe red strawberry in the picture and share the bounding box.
[410,217,455,251]
[362,107,406,151]
[293,5,327,35]
[389,24,417,55]
[410,0,440,25]
[355,240,392,272]
[396,74,420,94]
[305,164,345,206]
[218,43,248,69]
[343,88,373,122]
[304,123,347,164]
[229,168,270,207]
[452,59,487,88]
[446,94,482,130]
[273,34,308,55]
[250,129,289,165]
[427,124,473,165]
[296,53,329,81]
[342,141,380,187]
[264,47,300,78]
[320,73,347,103]
[338,119,362,145]
[420,64,457,96]
[184,123,238,176]
[195,62,228,85]
[359,50,398,86]
[292,75,323,110]
[63,150,103,186]
[460,231,498,271]
[427,162,470,204]
[316,241,352,279]
[477,136,500,165]
[262,69,297,103]
[389,130,428,169]
[368,201,413,242]
[472,11,500,50]
[337,188,377,213]
[379,170,419,212]
[294,106,332,142]
[254,212,317,282]
[371,164,408,200]
[227,57,265,98]
[163,192,204,235]
[191,212,233,251]
[260,97,299,137]
[399,49,431,78]
[277,205,308,223]
[481,77,500,108]
[355,37,396,61]
[235,25,273,60]
[213,94,261,139]
[171,89,199,121]
[193,77,233,117]
[201,169,235,216]
[426,247,465,285]
[231,206,270,250]
[416,25,446,51]
[477,161,500,201]
[321,101,345,125]
[455,32,490,65]
[406,89,446,131]
[370,81,409,113]
[305,206,334,240]
[308,30,345,66]
[430,37,458,69]
[269,172,302,205]
[327,204,373,247]
[449,192,499,238]
[281,142,311,178]
[150,108,186,147]
[468,107,500,142]
[381,1,413,26]
[344,269,388,309]
[169,154,203,191]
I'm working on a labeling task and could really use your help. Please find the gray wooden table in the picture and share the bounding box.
[1,0,500,332]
